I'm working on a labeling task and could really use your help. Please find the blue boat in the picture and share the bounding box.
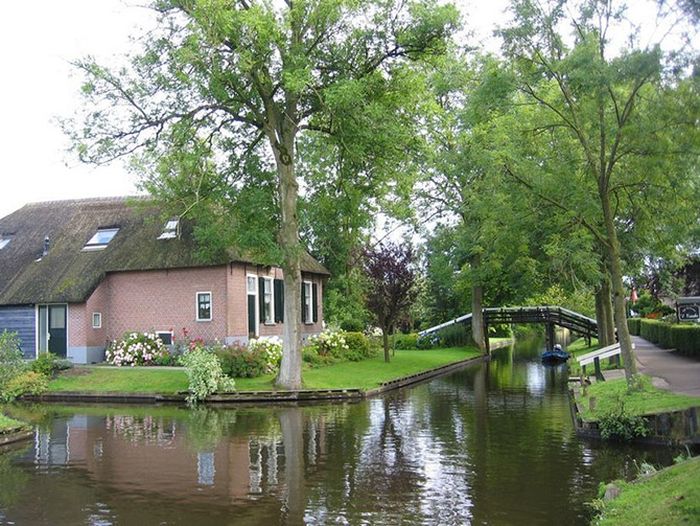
[541,344,570,364]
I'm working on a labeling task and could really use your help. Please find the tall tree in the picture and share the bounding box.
[66,0,458,389]
[499,0,700,383]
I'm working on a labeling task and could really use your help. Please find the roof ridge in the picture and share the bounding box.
[24,195,149,208]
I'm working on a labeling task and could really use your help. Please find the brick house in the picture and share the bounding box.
[0,197,328,363]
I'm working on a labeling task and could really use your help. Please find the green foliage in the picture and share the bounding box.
[180,349,235,404]
[30,352,71,378]
[247,337,283,374]
[627,318,641,336]
[339,318,365,332]
[598,398,650,442]
[394,333,419,350]
[1,371,49,403]
[0,330,25,400]
[670,324,700,356]
[342,332,376,361]
[636,319,700,356]
[216,344,268,378]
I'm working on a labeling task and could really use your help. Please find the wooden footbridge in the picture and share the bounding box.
[419,306,597,352]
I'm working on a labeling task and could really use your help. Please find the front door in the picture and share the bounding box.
[38,304,67,358]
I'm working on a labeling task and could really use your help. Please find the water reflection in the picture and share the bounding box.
[0,339,683,525]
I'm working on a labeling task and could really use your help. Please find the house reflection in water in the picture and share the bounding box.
[23,412,291,505]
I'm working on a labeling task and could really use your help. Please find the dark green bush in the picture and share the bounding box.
[302,344,337,367]
[627,318,640,336]
[639,319,664,344]
[394,333,418,350]
[1,371,48,403]
[670,324,700,356]
[416,333,439,349]
[31,352,60,377]
[343,332,375,361]
[340,319,364,332]
[216,344,268,378]
[598,399,649,442]
[436,323,471,348]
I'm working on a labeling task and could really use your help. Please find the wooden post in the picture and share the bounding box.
[546,322,555,351]
[594,357,604,382]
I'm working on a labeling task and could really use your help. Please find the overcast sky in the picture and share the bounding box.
[0,0,675,219]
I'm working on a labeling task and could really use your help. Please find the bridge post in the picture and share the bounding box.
[546,322,555,351]
[483,321,490,355]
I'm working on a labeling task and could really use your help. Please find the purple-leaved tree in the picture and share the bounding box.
[362,243,418,363]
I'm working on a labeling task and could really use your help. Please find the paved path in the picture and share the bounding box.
[626,336,700,397]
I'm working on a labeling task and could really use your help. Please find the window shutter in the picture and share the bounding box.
[274,279,284,323]
[312,283,318,323]
[301,282,307,323]
[259,277,265,323]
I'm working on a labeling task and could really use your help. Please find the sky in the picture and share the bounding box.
[0,0,675,220]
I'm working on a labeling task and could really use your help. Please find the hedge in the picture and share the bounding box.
[629,318,700,356]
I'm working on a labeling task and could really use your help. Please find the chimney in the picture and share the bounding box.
[43,236,50,257]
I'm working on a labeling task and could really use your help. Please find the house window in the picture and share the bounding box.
[196,292,212,321]
[92,312,102,329]
[263,278,274,324]
[303,281,312,324]
[156,331,173,345]
[158,218,179,239]
[83,227,119,251]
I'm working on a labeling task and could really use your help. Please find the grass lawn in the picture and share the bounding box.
[594,456,700,526]
[48,347,483,394]
[576,375,700,422]
[0,414,27,434]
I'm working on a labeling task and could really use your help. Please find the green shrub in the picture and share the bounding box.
[308,329,349,359]
[340,319,365,332]
[343,332,375,361]
[639,319,664,344]
[302,344,337,367]
[670,324,700,356]
[416,333,439,349]
[247,337,283,373]
[598,399,649,442]
[394,333,418,350]
[436,323,471,348]
[31,352,61,377]
[1,371,48,402]
[216,344,268,378]
[181,348,235,404]
[627,318,641,336]
[0,331,25,398]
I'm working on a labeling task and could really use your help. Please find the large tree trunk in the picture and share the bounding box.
[600,191,638,382]
[470,254,486,351]
[601,274,615,345]
[271,129,304,390]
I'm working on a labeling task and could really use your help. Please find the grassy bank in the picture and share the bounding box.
[566,338,627,377]
[576,375,699,422]
[593,456,700,525]
[0,414,26,434]
[48,347,483,394]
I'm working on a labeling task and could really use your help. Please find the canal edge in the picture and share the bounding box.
[23,341,512,406]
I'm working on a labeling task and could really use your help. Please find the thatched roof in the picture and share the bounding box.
[0,197,329,305]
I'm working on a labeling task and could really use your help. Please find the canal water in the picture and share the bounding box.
[0,339,679,525]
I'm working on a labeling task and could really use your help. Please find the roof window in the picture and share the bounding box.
[0,237,11,250]
[83,227,119,251]
[158,218,179,240]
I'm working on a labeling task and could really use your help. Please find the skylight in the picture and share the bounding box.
[0,238,10,250]
[84,227,119,251]
[158,218,179,240]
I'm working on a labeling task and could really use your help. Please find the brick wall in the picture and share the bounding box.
[69,263,325,349]
[105,266,229,343]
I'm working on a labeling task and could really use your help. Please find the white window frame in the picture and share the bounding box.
[156,330,174,345]
[83,227,119,251]
[263,277,274,325]
[158,218,179,240]
[196,291,213,322]
[92,312,102,329]
[303,280,313,324]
